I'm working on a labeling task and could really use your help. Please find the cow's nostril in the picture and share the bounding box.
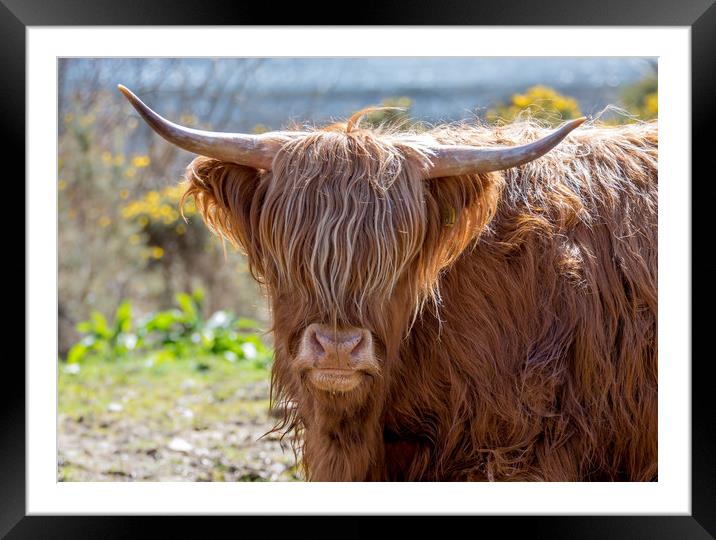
[346,334,364,355]
[310,329,324,354]
[312,331,331,355]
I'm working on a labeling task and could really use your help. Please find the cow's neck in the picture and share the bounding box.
[303,396,385,481]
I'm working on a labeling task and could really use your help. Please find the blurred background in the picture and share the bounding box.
[58,57,657,481]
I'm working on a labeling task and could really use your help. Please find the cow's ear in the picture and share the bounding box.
[423,172,501,267]
[182,156,263,253]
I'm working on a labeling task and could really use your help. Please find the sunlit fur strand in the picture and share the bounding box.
[182,118,657,481]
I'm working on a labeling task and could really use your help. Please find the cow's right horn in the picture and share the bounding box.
[118,84,296,170]
[423,117,587,179]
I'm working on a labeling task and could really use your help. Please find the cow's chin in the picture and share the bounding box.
[307,368,365,393]
[296,365,376,408]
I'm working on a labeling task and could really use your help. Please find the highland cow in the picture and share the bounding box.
[119,85,658,481]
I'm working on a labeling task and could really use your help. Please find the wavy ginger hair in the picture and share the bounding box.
[181,115,657,482]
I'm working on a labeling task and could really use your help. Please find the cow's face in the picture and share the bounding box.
[184,130,496,406]
[261,133,432,404]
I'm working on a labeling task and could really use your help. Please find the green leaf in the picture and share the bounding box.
[236,318,260,330]
[66,343,87,364]
[153,349,177,364]
[144,310,182,332]
[175,292,198,324]
[113,300,133,334]
[191,287,205,306]
[76,321,92,333]
[90,311,112,339]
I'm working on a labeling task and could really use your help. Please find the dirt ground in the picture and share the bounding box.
[58,357,303,481]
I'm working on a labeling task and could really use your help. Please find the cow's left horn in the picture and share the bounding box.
[423,117,587,179]
[118,84,294,170]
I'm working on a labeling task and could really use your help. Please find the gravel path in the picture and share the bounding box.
[58,375,303,482]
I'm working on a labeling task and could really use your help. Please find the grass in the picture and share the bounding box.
[59,354,269,424]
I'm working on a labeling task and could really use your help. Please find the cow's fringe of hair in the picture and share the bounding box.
[182,117,658,481]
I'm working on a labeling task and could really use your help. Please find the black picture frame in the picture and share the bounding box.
[6,0,714,537]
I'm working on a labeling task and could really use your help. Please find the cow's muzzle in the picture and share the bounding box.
[297,324,376,392]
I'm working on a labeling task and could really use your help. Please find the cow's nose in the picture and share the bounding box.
[306,324,367,369]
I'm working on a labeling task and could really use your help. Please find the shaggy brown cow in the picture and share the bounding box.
[119,85,658,482]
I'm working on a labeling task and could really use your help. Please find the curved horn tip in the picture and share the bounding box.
[117,84,141,106]
[554,116,588,138]
[117,84,131,97]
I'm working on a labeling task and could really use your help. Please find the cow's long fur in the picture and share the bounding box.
[182,118,658,481]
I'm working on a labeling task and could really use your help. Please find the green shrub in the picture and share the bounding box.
[66,301,136,363]
[618,73,658,121]
[65,288,272,368]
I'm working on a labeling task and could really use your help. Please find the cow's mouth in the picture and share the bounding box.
[307,368,363,392]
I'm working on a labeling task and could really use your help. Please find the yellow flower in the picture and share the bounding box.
[645,93,658,116]
[175,224,186,235]
[101,151,113,164]
[121,186,195,227]
[162,184,184,201]
[58,179,67,191]
[129,234,141,245]
[124,167,137,179]
[132,155,151,168]
[182,199,197,216]
[489,85,582,125]
[119,189,130,199]
[98,216,111,228]
[150,246,164,259]
[513,95,529,108]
